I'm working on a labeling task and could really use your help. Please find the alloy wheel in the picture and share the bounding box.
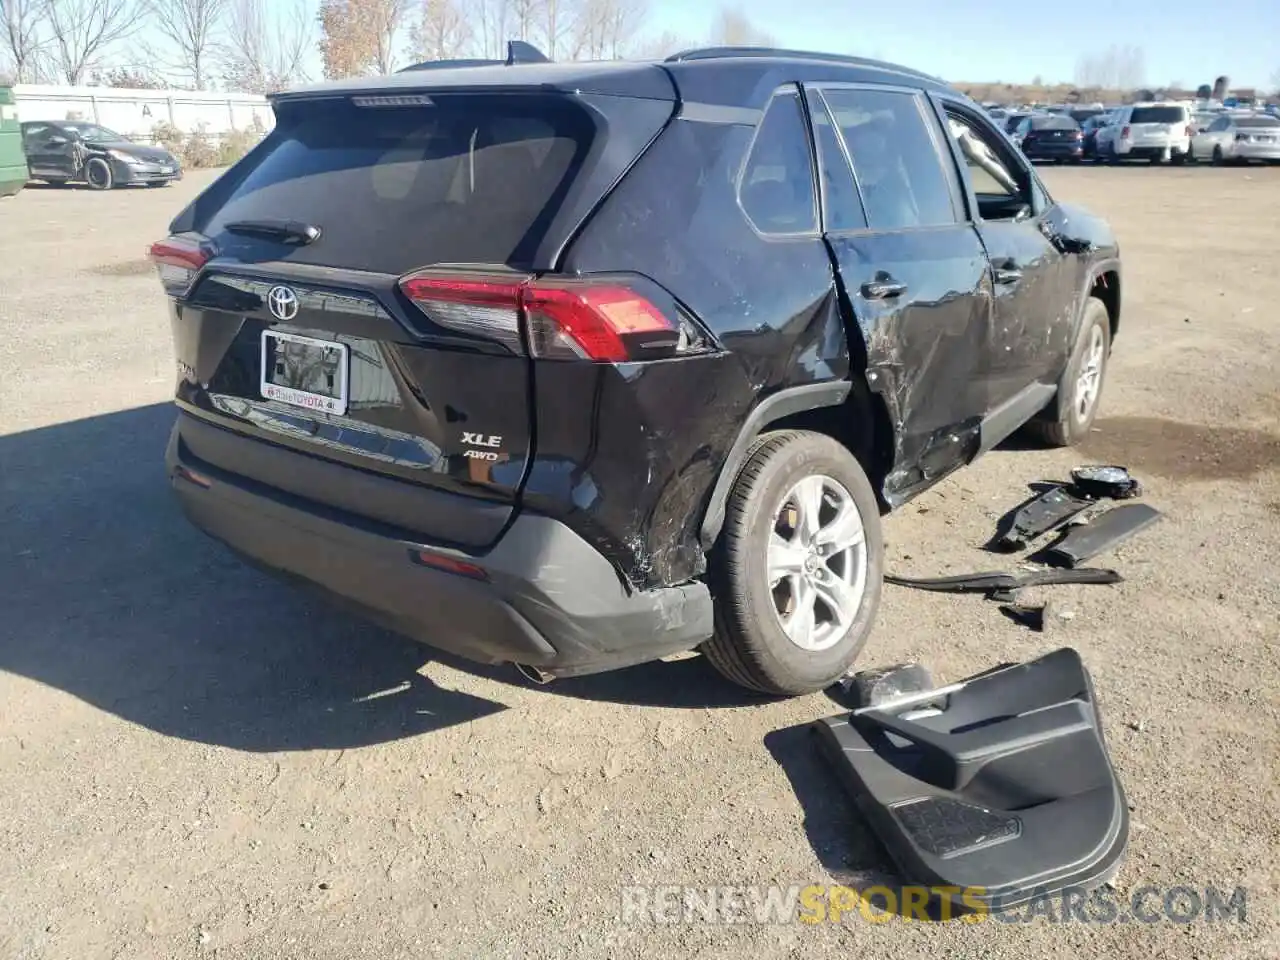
[767,475,868,652]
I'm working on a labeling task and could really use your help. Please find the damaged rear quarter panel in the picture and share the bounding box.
[537,110,851,589]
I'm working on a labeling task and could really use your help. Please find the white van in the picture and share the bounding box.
[1095,102,1193,163]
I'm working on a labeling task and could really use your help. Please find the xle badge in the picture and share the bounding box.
[461,432,503,461]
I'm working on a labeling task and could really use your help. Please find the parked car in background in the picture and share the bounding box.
[1003,112,1031,135]
[1012,114,1084,162]
[151,48,1122,695]
[1069,106,1106,125]
[1094,102,1193,163]
[1080,114,1112,159]
[1189,112,1280,164]
[19,120,182,189]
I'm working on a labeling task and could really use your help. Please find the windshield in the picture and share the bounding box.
[65,123,126,143]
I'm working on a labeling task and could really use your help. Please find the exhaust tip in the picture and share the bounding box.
[515,663,555,686]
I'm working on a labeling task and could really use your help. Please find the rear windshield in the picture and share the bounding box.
[203,94,594,274]
[1236,116,1280,128]
[1031,116,1079,130]
[1070,109,1103,123]
[1130,106,1185,124]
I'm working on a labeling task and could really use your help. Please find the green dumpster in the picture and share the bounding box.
[0,85,30,198]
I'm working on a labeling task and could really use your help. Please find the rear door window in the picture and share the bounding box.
[820,88,958,232]
[201,94,595,274]
[738,90,819,235]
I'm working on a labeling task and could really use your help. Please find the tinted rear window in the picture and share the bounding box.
[1031,116,1079,130]
[1130,106,1185,124]
[203,95,594,273]
[1236,116,1280,128]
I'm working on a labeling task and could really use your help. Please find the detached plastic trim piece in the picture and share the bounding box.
[885,567,1122,594]
[1045,503,1163,568]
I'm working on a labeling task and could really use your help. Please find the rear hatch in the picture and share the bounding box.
[1024,117,1081,151]
[159,82,675,548]
[1127,105,1188,145]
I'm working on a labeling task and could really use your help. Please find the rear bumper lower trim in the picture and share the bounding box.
[167,418,714,676]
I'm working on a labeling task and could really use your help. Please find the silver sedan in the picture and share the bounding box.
[1190,113,1280,163]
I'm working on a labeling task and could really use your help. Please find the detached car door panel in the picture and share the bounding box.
[806,84,997,501]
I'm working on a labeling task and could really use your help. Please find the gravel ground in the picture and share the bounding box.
[1,167,1278,960]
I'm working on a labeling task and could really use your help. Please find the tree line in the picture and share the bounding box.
[1,0,775,92]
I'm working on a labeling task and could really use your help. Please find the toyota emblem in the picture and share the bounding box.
[266,285,299,322]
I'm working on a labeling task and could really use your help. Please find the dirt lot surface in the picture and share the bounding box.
[2,167,1278,960]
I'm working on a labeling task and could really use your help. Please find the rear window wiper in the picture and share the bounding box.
[223,219,322,246]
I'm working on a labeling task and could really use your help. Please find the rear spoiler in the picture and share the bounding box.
[399,40,550,73]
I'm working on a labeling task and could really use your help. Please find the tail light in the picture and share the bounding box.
[399,269,714,363]
[1120,125,1131,139]
[148,233,211,296]
[1185,125,1194,138]
[1072,130,1084,140]
[1235,132,1249,142]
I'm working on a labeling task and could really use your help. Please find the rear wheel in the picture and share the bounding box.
[1212,146,1225,166]
[1024,297,1111,447]
[702,430,883,696]
[84,157,113,190]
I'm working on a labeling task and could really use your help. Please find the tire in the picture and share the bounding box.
[84,157,113,190]
[1023,297,1111,447]
[701,430,884,696]
[1212,146,1224,166]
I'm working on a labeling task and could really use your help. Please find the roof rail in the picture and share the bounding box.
[664,46,937,81]
[399,39,551,73]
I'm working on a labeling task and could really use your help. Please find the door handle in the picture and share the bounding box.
[861,278,908,300]
[994,266,1023,285]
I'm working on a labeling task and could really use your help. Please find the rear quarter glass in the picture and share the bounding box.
[198,94,598,275]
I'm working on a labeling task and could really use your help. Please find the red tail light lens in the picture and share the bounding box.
[1185,125,1194,138]
[399,270,712,363]
[1120,125,1131,139]
[1072,130,1084,140]
[148,234,211,296]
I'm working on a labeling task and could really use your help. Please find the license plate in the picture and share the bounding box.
[260,330,349,416]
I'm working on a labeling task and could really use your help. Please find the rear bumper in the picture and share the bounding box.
[1116,143,1188,159]
[1025,144,1083,160]
[1232,143,1280,161]
[166,415,713,677]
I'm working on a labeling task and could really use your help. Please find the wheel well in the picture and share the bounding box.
[766,382,895,509]
[1091,270,1120,339]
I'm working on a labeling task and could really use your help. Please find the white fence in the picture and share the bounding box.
[11,84,275,141]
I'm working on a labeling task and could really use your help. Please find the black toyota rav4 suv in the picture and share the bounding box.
[155,47,1121,696]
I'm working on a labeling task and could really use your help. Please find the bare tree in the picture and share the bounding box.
[709,5,774,48]
[45,0,138,84]
[405,0,469,62]
[223,0,309,93]
[144,0,226,89]
[567,0,645,59]
[1074,44,1144,93]
[319,0,408,78]
[1,0,50,82]
[627,29,691,61]
[467,0,509,60]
